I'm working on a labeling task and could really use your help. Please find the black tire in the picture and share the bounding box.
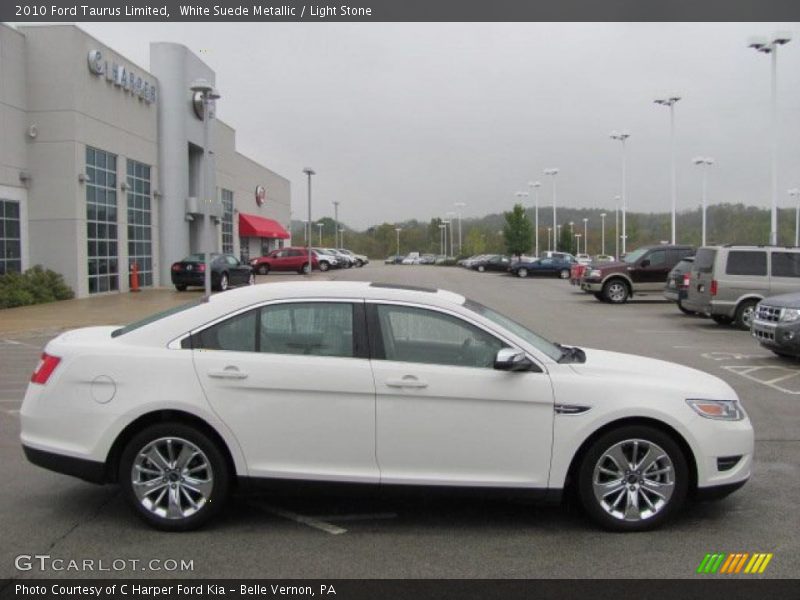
[677,301,695,315]
[602,279,630,304]
[734,300,758,331]
[477,265,485,273]
[118,423,231,531]
[577,425,688,532]
[559,269,570,280]
[217,273,229,292]
[257,264,269,275]
[175,284,187,292]
[319,261,330,272]
[300,263,312,275]
[355,259,364,268]
[711,314,733,325]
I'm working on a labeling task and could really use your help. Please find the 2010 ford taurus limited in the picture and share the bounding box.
[21,282,753,531]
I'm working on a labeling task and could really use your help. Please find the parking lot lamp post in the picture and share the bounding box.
[600,213,607,255]
[528,181,541,256]
[339,227,345,248]
[446,211,457,257]
[749,33,792,245]
[790,189,800,246]
[395,227,402,256]
[556,224,561,250]
[190,79,221,300]
[332,201,340,248]
[454,202,466,255]
[693,157,714,246]
[583,218,589,254]
[317,222,324,245]
[610,133,630,255]
[575,233,582,255]
[614,195,621,259]
[654,97,681,244]
[439,223,446,255]
[547,227,552,251]
[303,168,315,275]
[544,169,559,251]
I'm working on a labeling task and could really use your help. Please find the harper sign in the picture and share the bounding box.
[87,50,157,104]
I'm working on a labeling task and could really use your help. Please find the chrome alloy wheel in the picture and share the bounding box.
[132,437,214,520]
[592,438,675,522]
[606,282,627,303]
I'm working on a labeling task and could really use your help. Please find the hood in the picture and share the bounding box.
[568,347,737,399]
[758,292,800,309]
[591,260,627,272]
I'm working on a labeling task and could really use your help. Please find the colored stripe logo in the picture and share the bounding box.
[697,553,773,574]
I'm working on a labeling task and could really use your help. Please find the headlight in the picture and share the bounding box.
[686,399,745,421]
[780,308,800,322]
[588,269,602,278]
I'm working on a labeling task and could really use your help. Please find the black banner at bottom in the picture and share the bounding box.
[1,579,799,600]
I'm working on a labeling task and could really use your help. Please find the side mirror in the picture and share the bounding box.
[494,348,535,372]
[640,259,651,268]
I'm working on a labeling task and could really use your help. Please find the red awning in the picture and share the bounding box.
[239,213,290,239]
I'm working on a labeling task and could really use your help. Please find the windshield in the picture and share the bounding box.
[111,300,202,338]
[622,247,650,264]
[463,299,563,361]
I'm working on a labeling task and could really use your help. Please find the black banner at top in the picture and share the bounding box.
[3,0,800,22]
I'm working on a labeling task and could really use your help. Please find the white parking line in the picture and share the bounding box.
[3,409,20,416]
[312,512,398,522]
[258,504,347,535]
[722,365,800,395]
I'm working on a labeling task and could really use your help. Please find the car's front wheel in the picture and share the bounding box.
[119,423,231,531]
[517,268,528,278]
[477,265,485,272]
[319,261,330,272]
[578,425,688,532]
[602,279,630,304]
[559,269,570,279]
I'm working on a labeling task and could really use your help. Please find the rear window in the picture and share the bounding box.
[694,248,716,273]
[111,300,202,338]
[726,251,767,276]
[771,252,800,278]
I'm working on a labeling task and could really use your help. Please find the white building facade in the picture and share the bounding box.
[0,24,291,297]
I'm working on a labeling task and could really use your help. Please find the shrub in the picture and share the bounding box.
[0,266,74,309]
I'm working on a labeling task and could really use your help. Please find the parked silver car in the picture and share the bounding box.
[683,245,800,329]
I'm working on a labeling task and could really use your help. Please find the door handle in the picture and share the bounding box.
[208,367,249,380]
[385,377,428,389]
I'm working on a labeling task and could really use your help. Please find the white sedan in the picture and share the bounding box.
[21,282,753,531]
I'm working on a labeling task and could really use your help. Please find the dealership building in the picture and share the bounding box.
[0,24,291,297]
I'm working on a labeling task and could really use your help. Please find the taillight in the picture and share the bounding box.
[682,274,691,288]
[171,264,181,272]
[710,280,718,296]
[31,353,61,385]
[197,263,206,272]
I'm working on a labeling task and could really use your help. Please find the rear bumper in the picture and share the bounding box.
[23,445,106,484]
[171,272,216,286]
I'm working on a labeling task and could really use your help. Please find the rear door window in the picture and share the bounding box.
[771,252,800,278]
[694,248,716,273]
[726,251,767,276]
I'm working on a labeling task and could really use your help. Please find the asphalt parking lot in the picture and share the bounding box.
[1,264,798,579]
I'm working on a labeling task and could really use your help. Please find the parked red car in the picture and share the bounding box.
[250,247,319,275]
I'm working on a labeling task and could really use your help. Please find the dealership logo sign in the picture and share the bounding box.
[696,552,774,574]
[255,185,266,207]
[87,50,157,104]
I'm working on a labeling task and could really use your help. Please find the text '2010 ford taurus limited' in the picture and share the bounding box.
[21,282,753,532]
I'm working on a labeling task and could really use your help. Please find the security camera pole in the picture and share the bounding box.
[303,168,315,275]
[190,79,220,300]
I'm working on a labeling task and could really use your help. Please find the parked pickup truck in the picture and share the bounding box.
[581,244,695,304]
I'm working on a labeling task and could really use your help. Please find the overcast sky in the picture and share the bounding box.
[66,23,800,228]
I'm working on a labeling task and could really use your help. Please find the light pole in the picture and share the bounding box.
[556,224,561,250]
[575,233,582,255]
[446,211,457,257]
[302,168,315,275]
[317,222,324,245]
[439,223,446,256]
[544,169,559,251]
[332,201,340,248]
[790,189,800,246]
[514,191,529,255]
[692,157,714,246]
[547,227,552,252]
[190,79,221,300]
[749,33,793,245]
[614,196,621,259]
[339,227,345,248]
[583,217,588,254]
[610,132,630,255]
[600,213,607,255]
[395,227,402,256]
[529,181,541,256]
[654,96,681,244]
[454,201,466,255]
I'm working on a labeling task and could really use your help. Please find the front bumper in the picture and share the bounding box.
[752,318,800,355]
[581,279,602,292]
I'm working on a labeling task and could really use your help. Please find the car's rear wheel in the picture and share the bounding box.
[175,284,187,292]
[578,425,688,532]
[602,279,629,304]
[300,263,311,274]
[257,264,269,275]
[217,273,229,291]
[734,300,758,330]
[559,269,570,279]
[319,261,330,272]
[477,265,485,272]
[517,268,528,278]
[119,423,231,531]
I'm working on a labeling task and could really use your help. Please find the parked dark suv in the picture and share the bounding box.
[751,292,800,357]
[581,244,695,304]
